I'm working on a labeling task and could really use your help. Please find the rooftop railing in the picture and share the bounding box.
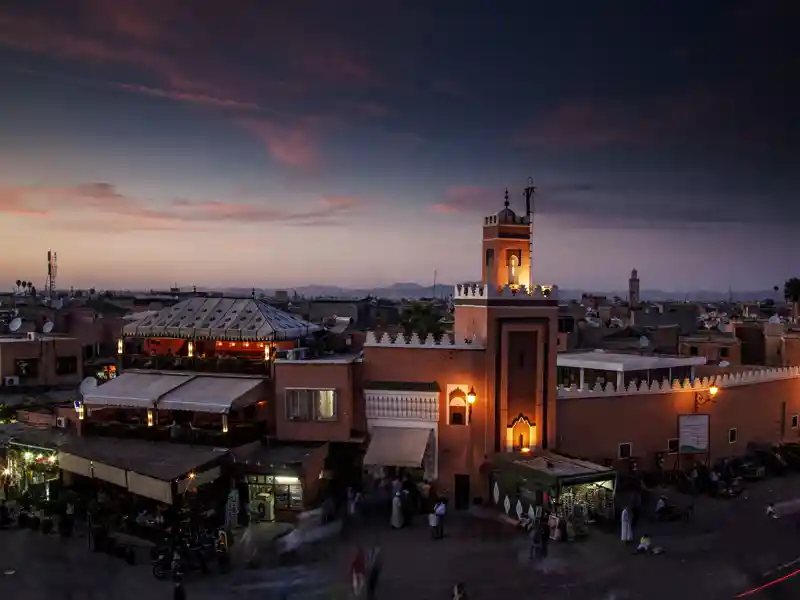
[82,419,265,447]
[121,354,271,376]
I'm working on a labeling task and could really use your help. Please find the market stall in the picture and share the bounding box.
[488,451,616,539]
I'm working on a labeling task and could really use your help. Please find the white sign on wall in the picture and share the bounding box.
[678,414,710,454]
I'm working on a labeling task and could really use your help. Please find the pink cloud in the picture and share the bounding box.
[0,182,361,229]
[236,118,324,168]
[430,186,496,214]
[117,83,261,110]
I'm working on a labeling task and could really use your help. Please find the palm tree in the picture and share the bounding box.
[784,278,800,323]
[400,301,444,340]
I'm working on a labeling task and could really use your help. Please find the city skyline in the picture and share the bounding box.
[0,0,797,291]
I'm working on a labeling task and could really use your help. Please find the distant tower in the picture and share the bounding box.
[629,268,640,305]
[45,250,58,301]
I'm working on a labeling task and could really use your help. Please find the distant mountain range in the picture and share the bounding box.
[215,284,782,302]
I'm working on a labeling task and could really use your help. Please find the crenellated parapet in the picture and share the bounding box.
[557,366,800,398]
[454,283,558,301]
[364,331,485,350]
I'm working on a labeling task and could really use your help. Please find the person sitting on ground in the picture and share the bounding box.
[636,534,652,554]
[766,503,780,519]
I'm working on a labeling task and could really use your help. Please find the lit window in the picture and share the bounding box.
[315,390,337,420]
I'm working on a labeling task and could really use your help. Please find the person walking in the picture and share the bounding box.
[620,506,633,543]
[351,547,367,598]
[528,522,542,560]
[366,546,382,599]
[434,499,446,539]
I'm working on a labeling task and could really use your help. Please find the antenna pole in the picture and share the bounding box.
[523,178,536,284]
[433,269,437,299]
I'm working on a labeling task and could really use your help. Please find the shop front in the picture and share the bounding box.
[234,441,329,522]
[488,451,616,539]
[3,441,60,502]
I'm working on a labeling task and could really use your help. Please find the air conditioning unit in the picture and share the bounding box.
[56,417,67,428]
[3,376,20,387]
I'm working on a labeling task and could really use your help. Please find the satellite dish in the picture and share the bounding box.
[638,335,650,348]
[79,377,98,396]
[8,318,21,332]
[719,361,730,367]
[42,321,54,334]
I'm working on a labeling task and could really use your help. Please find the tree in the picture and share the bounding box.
[400,302,443,340]
[784,278,800,322]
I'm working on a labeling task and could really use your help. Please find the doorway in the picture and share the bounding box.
[454,474,470,510]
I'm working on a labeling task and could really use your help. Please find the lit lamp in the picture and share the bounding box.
[222,413,229,434]
[264,344,271,361]
[694,385,720,413]
[74,400,85,420]
[467,387,477,404]
[116,339,123,355]
[147,409,154,427]
[187,341,194,358]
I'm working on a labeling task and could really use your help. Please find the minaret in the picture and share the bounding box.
[481,189,531,290]
[629,268,640,305]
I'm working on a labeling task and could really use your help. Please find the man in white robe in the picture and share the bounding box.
[620,507,633,542]
[390,493,404,529]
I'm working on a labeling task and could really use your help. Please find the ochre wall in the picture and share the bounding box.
[556,377,800,467]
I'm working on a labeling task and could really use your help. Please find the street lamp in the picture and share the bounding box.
[694,385,719,413]
[467,387,477,404]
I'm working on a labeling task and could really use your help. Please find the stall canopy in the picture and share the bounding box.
[363,427,431,468]
[157,376,266,414]
[490,451,615,492]
[57,437,228,503]
[82,372,193,409]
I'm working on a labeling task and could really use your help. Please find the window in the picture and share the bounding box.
[719,347,729,358]
[485,248,494,267]
[448,388,468,425]
[285,389,337,422]
[667,438,679,454]
[245,475,303,511]
[618,442,632,459]
[15,358,39,379]
[792,415,798,429]
[56,356,78,376]
[689,346,699,356]
[728,428,738,444]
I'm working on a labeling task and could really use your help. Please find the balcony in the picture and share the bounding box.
[82,419,265,447]
[121,354,271,376]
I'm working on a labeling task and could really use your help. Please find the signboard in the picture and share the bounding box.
[678,414,710,454]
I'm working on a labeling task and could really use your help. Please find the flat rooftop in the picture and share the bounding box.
[557,350,706,372]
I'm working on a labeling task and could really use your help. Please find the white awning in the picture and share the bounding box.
[127,471,173,504]
[57,452,92,477]
[92,462,128,488]
[83,372,193,409]
[157,377,266,414]
[363,427,431,468]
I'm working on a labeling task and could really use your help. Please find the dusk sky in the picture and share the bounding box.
[0,0,797,292]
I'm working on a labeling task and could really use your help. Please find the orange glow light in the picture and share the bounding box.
[520,447,531,454]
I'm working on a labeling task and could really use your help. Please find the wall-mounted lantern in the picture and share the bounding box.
[187,341,194,358]
[222,413,229,434]
[147,409,154,427]
[116,339,124,355]
[467,387,477,404]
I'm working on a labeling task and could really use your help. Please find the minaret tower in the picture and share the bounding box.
[629,268,640,305]
[481,189,531,291]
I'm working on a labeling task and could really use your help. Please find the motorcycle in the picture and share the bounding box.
[152,546,209,580]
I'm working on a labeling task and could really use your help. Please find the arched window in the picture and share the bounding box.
[508,254,520,286]
[448,388,468,425]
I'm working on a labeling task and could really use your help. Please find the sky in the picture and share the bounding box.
[0,0,797,292]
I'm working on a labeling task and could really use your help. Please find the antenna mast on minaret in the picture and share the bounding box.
[45,249,58,302]
[523,178,536,283]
